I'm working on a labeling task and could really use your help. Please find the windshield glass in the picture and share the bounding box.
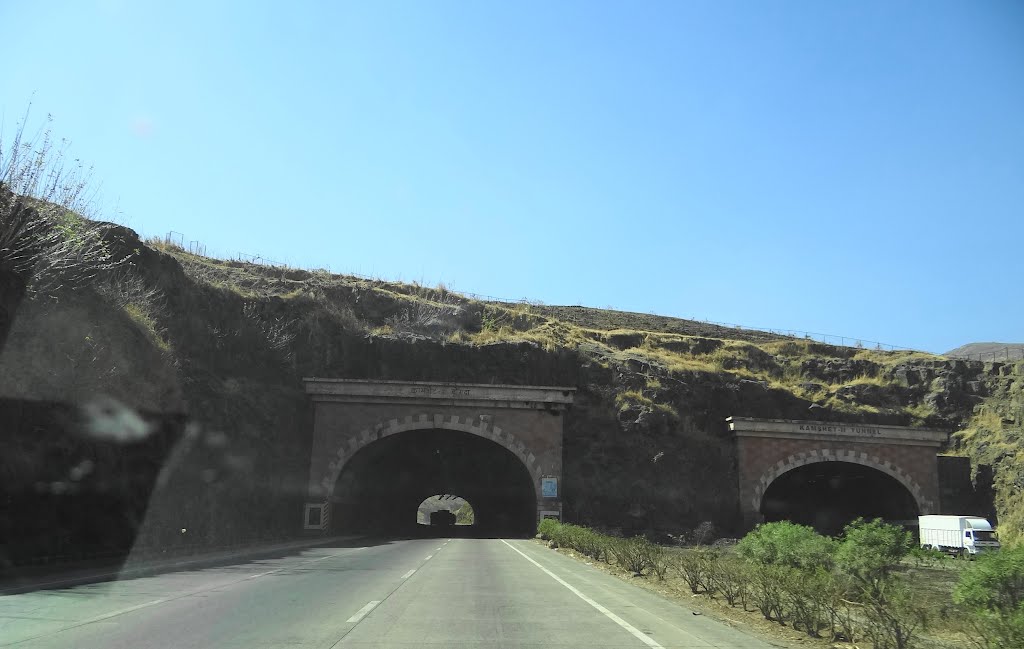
[973,530,997,541]
[1,3,1021,649]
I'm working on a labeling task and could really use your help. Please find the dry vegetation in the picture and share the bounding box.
[150,239,959,425]
[952,373,1024,547]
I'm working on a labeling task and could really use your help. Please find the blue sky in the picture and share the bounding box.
[3,1,1021,353]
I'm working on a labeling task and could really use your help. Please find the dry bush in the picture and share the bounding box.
[709,555,748,607]
[385,291,468,337]
[95,270,169,351]
[1,108,123,298]
[610,536,658,576]
[675,548,719,594]
[97,270,163,317]
[242,302,296,352]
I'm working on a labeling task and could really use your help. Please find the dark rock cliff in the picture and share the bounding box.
[1,222,1018,562]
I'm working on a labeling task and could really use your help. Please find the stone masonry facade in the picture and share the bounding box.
[302,379,575,530]
[728,417,949,528]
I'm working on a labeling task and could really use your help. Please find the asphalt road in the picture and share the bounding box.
[0,537,776,648]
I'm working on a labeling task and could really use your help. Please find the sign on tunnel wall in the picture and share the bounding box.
[541,477,558,498]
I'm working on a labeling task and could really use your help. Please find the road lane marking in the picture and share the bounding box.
[424,554,433,561]
[346,600,380,624]
[501,540,665,649]
[401,569,416,579]
[435,547,442,551]
[78,599,167,625]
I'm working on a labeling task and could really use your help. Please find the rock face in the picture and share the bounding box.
[801,358,881,384]
[0,223,1012,550]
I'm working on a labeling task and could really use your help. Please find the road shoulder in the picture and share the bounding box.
[0,535,364,594]
[526,538,833,649]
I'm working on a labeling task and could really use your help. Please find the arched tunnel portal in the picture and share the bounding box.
[302,379,575,536]
[331,428,536,536]
[761,461,921,535]
[728,417,947,530]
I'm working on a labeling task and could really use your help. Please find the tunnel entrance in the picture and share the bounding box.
[760,461,920,535]
[416,495,474,527]
[330,429,535,537]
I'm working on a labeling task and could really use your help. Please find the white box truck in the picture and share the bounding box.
[918,515,1000,556]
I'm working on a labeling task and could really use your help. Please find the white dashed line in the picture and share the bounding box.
[78,599,167,625]
[501,540,664,649]
[424,555,433,561]
[401,569,416,579]
[346,600,381,624]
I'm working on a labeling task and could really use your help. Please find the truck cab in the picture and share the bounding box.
[962,519,1000,554]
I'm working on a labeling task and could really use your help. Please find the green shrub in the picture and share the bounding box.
[835,518,912,589]
[569,525,609,561]
[736,520,835,570]
[908,545,946,568]
[551,523,575,548]
[538,518,559,540]
[953,544,1024,649]
[539,521,614,563]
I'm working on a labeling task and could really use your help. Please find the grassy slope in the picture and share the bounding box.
[153,241,946,423]
[950,363,1024,545]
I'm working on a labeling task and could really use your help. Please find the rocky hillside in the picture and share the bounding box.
[1,198,1021,554]
[946,342,1024,361]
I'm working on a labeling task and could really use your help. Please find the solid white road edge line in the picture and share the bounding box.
[501,539,665,649]
[346,600,381,624]
[401,569,416,579]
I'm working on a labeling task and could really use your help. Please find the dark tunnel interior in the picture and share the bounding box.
[330,429,536,537]
[761,461,920,535]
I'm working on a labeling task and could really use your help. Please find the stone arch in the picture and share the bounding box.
[751,448,935,516]
[320,413,542,500]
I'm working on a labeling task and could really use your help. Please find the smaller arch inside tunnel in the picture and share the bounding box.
[761,461,920,535]
[330,429,536,538]
[416,495,474,527]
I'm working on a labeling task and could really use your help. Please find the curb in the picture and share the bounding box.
[0,535,362,595]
